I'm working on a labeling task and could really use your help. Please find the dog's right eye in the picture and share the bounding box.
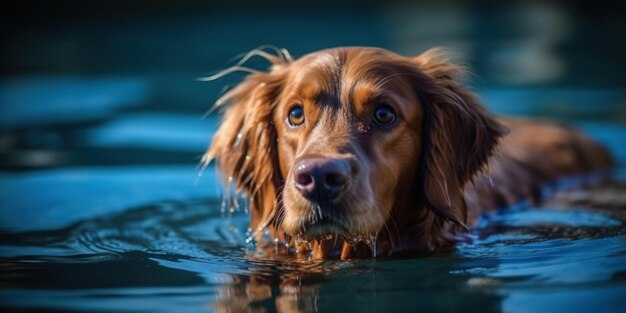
[287,106,305,127]
[373,105,396,127]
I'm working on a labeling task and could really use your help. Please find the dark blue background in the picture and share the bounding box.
[1,0,625,170]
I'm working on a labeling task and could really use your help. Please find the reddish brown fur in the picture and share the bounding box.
[205,47,613,260]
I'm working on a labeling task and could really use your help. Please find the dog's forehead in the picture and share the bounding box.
[299,51,344,74]
[286,52,342,100]
[288,48,416,108]
[294,48,402,83]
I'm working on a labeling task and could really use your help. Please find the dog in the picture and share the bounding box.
[204,47,613,260]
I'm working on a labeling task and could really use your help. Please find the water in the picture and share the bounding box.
[1,160,626,312]
[2,2,626,312]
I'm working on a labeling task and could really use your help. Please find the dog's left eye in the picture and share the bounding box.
[373,105,396,126]
[287,106,305,127]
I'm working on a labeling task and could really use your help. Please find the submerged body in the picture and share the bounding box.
[466,118,613,223]
[206,47,613,260]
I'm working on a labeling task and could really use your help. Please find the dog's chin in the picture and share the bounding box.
[281,209,347,241]
[281,207,384,244]
[295,217,351,242]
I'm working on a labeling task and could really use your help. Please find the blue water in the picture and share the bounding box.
[1,129,626,312]
[3,2,626,312]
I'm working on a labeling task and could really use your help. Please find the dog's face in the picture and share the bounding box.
[206,47,504,252]
[273,49,423,241]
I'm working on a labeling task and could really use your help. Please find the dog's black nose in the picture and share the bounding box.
[294,157,350,201]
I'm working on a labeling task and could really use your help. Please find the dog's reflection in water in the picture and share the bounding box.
[212,249,332,313]
[210,246,506,313]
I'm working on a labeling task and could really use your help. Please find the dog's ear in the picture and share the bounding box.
[204,69,286,228]
[410,48,507,228]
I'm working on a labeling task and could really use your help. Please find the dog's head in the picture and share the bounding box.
[206,47,504,254]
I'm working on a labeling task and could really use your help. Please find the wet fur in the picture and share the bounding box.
[204,47,613,259]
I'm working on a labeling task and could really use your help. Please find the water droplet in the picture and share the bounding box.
[194,161,209,186]
[233,132,243,148]
[283,234,291,248]
[370,235,377,258]
[220,199,227,216]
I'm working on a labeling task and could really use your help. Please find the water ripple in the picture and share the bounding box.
[1,190,626,312]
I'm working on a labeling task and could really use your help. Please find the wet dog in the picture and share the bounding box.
[204,47,613,259]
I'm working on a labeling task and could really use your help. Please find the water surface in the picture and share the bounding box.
[1,155,626,312]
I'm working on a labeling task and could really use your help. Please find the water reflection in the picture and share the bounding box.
[211,256,512,313]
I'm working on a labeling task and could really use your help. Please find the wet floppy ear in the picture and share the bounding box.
[411,48,507,228]
[204,71,285,228]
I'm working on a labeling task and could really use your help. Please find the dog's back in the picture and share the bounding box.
[465,118,614,225]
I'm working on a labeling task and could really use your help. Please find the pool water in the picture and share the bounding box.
[1,140,626,312]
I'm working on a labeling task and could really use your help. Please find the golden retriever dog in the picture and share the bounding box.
[204,47,613,260]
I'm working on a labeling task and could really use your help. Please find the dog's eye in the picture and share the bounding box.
[287,106,305,127]
[373,105,396,126]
